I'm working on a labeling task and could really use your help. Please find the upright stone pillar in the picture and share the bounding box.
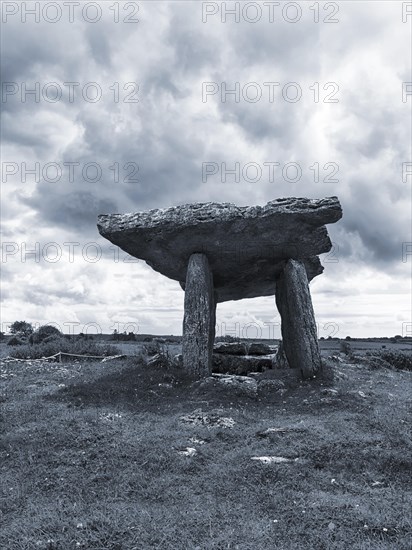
[182,253,215,378]
[275,259,321,378]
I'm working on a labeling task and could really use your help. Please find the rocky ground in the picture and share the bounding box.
[0,350,411,549]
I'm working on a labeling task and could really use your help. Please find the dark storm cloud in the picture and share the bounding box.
[223,17,321,74]
[218,99,303,145]
[21,191,118,231]
[145,71,189,100]
[21,283,102,306]
[2,0,410,274]
[1,22,86,104]
[1,27,62,83]
[332,96,406,161]
[85,26,112,66]
[1,112,54,152]
[165,14,221,74]
[338,187,407,264]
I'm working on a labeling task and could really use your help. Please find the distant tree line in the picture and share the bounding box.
[112,329,136,341]
[3,321,97,346]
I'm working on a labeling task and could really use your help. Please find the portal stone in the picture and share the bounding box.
[182,254,215,377]
[275,259,321,378]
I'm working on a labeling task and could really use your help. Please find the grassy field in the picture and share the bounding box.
[1,344,411,549]
[84,338,412,360]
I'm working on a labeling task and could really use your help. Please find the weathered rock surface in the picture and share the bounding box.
[248,343,275,356]
[212,342,278,374]
[97,197,342,302]
[274,340,289,369]
[212,373,258,398]
[257,379,286,396]
[179,409,235,428]
[214,342,248,355]
[275,259,321,378]
[212,353,275,375]
[195,374,258,398]
[182,254,215,377]
[173,353,183,367]
[213,342,275,356]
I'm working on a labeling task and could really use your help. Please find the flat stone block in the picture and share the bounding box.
[97,197,342,302]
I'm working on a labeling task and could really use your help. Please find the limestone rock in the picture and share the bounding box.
[248,343,275,355]
[251,456,297,464]
[179,409,235,428]
[182,254,215,377]
[212,374,258,398]
[213,342,248,355]
[97,197,342,303]
[275,259,321,378]
[257,379,286,395]
[212,353,274,375]
[173,353,183,367]
[274,340,289,369]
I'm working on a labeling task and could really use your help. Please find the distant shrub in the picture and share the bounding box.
[79,333,94,340]
[42,334,62,344]
[7,336,25,346]
[215,335,238,343]
[10,321,33,337]
[379,350,412,371]
[366,350,412,371]
[147,351,172,369]
[9,337,120,360]
[340,340,352,356]
[143,340,164,356]
[112,330,136,341]
[30,325,62,345]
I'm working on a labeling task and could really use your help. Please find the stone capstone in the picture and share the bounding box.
[97,197,342,303]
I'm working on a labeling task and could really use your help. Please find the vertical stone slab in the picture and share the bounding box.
[182,253,215,378]
[275,259,321,378]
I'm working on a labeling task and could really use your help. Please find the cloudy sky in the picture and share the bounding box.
[1,0,411,338]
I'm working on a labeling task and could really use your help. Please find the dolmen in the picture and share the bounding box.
[97,196,342,379]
